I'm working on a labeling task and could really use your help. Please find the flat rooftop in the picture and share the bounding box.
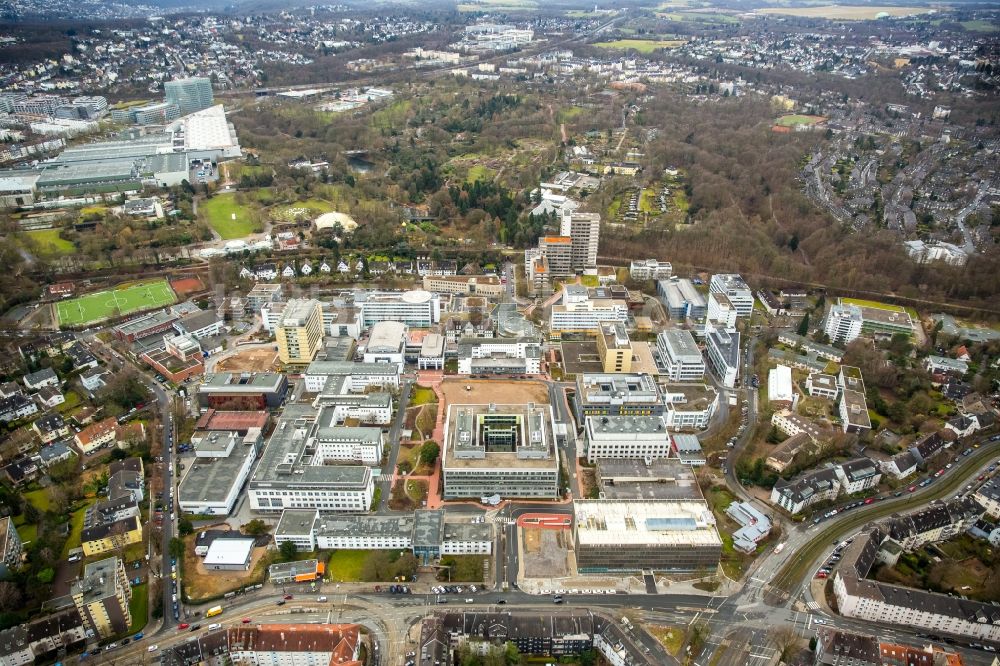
[203,537,255,566]
[660,383,717,410]
[444,403,556,470]
[250,404,371,489]
[587,415,668,436]
[178,446,255,505]
[315,513,413,539]
[574,500,722,547]
[201,372,285,391]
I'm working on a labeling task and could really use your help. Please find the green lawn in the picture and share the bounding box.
[775,114,826,127]
[56,279,176,327]
[327,550,371,582]
[128,583,148,634]
[959,20,999,32]
[24,488,52,513]
[201,193,257,239]
[580,275,600,287]
[593,39,686,53]
[62,499,96,558]
[465,164,494,184]
[658,10,738,23]
[26,229,75,256]
[410,385,438,406]
[16,522,37,545]
[840,297,906,313]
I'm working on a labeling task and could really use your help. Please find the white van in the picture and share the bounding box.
[208,623,221,630]
[317,596,328,602]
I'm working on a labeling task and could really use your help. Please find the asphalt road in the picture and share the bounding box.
[765,432,1000,604]
[378,377,413,513]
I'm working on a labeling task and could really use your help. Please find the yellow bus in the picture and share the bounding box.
[206,606,223,618]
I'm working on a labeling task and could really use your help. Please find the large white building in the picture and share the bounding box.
[584,415,671,463]
[661,384,718,431]
[248,405,374,513]
[442,403,559,500]
[457,337,542,375]
[708,274,754,317]
[704,323,740,388]
[363,320,407,364]
[303,360,401,393]
[655,329,705,382]
[705,292,738,331]
[549,286,627,336]
[273,508,493,559]
[825,303,864,345]
[629,259,672,281]
[312,411,384,464]
[357,290,440,327]
[178,431,259,516]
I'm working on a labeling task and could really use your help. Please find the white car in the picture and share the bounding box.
[148,645,159,652]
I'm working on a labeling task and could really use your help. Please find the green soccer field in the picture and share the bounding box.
[56,279,176,327]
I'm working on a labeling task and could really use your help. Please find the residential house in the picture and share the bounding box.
[23,368,58,391]
[770,468,840,515]
[73,417,118,455]
[35,385,65,409]
[32,413,69,444]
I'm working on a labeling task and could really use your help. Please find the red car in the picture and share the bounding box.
[283,594,293,600]
[864,498,874,504]
[241,618,252,624]
[816,571,828,579]
[177,623,189,630]
[908,485,917,492]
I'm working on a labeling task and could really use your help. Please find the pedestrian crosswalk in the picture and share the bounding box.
[492,516,517,526]
[376,474,394,483]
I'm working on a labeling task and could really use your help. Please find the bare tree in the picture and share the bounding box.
[0,581,21,611]
[769,625,801,662]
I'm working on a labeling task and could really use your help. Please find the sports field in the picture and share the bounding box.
[840,297,904,313]
[56,279,176,327]
[593,39,686,53]
[775,114,826,127]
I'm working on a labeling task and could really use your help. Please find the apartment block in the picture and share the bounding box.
[629,259,672,281]
[71,557,131,640]
[825,303,863,345]
[559,212,600,272]
[275,299,324,365]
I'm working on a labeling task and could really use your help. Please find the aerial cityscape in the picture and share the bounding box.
[0,0,998,665]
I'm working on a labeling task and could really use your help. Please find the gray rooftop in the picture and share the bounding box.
[178,446,255,505]
[315,513,413,540]
[413,510,443,548]
[274,509,319,537]
[250,404,371,489]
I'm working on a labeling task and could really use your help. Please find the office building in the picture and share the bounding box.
[596,322,633,373]
[111,310,178,342]
[357,290,440,328]
[629,259,672,281]
[303,360,401,393]
[704,323,740,388]
[275,299,324,365]
[273,509,492,558]
[706,292,737,331]
[178,431,259,515]
[656,329,704,382]
[422,274,503,297]
[164,77,214,116]
[559,212,600,272]
[574,500,722,573]
[245,283,283,312]
[806,373,840,399]
[656,278,706,321]
[197,372,288,410]
[363,320,406,364]
[574,373,663,420]
[538,236,573,277]
[708,274,754,317]
[661,383,718,431]
[825,304,864,345]
[442,403,559,500]
[584,415,670,463]
[71,557,131,640]
[727,502,772,554]
[248,404,373,513]
[457,337,542,375]
[549,286,627,336]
